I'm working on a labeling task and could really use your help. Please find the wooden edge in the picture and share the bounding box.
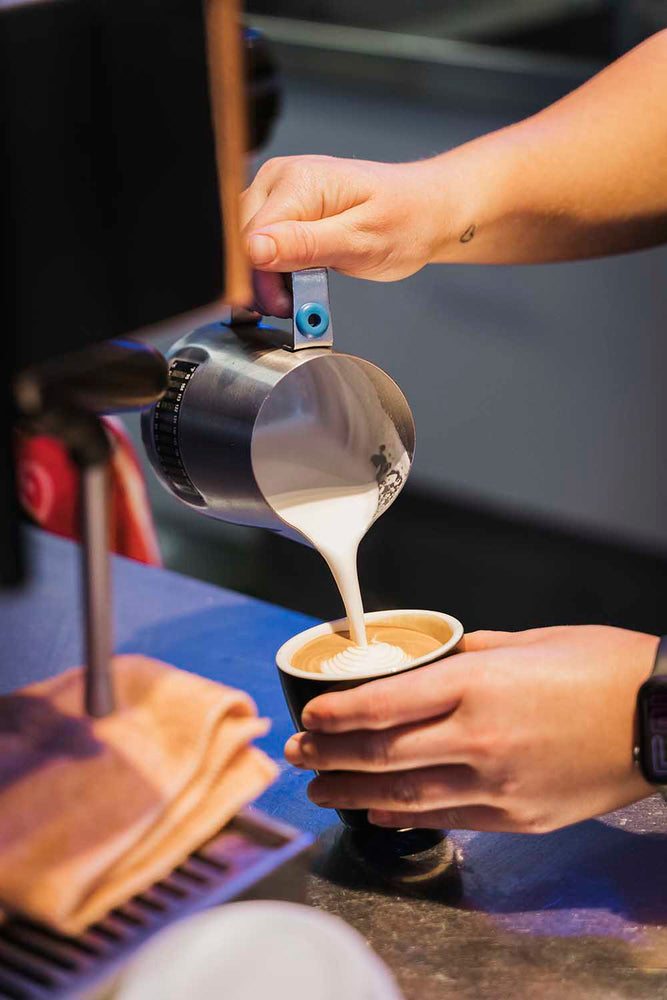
[203,0,252,308]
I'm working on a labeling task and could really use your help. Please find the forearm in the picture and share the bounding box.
[428,30,667,265]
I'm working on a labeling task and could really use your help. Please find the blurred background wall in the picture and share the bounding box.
[124,0,667,633]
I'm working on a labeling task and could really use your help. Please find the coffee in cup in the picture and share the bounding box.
[276,609,463,855]
[291,623,443,675]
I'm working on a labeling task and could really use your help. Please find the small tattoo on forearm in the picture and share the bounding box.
[460,224,476,243]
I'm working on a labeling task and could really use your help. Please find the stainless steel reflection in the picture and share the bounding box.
[142,325,415,541]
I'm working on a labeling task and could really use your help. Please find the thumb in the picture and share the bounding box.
[246,217,363,273]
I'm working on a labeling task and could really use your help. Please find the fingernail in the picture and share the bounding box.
[301,709,317,730]
[248,233,277,265]
[299,734,316,761]
[284,735,303,764]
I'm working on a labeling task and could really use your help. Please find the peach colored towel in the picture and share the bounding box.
[0,656,278,935]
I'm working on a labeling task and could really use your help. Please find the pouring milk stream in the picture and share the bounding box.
[252,356,413,677]
[267,483,412,675]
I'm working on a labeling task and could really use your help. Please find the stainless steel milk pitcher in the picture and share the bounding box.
[142,269,415,542]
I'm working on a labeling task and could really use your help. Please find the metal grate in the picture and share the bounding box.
[0,811,312,999]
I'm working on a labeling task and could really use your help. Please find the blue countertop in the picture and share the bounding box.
[5,529,667,998]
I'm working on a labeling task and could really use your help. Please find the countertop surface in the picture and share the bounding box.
[3,529,667,999]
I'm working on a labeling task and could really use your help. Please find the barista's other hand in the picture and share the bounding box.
[284,626,657,833]
[241,156,439,316]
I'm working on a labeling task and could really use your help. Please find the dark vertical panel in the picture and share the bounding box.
[93,0,224,333]
[2,0,224,369]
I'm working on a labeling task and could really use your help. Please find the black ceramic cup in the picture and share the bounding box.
[276,609,464,856]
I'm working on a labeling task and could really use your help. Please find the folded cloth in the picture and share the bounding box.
[0,656,278,935]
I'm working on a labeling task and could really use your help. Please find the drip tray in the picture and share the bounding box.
[0,810,314,1000]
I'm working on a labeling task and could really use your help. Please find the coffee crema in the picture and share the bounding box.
[291,625,442,677]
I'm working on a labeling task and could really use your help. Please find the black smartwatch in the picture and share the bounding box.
[635,636,667,800]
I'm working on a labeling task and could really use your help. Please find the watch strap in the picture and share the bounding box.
[653,636,667,678]
[644,636,667,801]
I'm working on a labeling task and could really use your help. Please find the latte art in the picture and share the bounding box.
[292,624,443,676]
[321,640,411,677]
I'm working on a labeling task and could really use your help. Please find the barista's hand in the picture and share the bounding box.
[241,156,441,316]
[243,33,667,316]
[284,626,658,833]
